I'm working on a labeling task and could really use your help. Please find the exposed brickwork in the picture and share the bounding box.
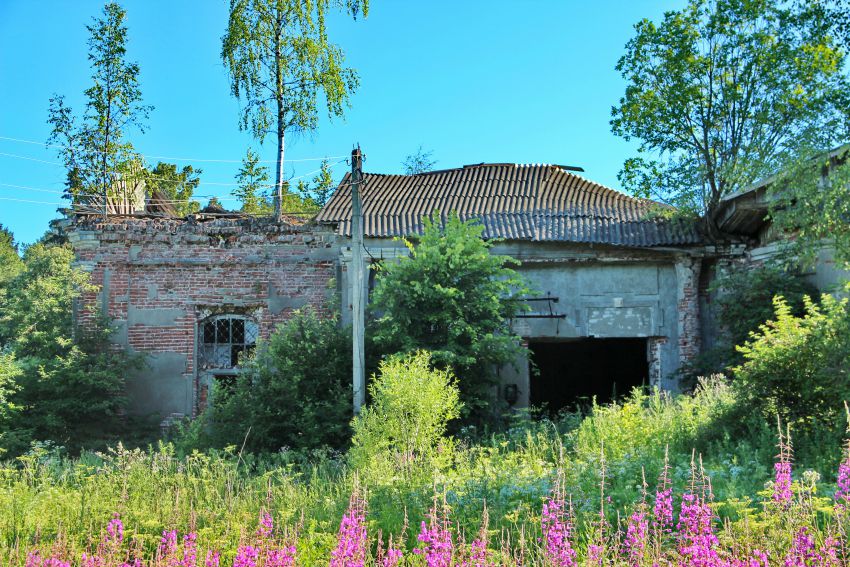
[675,256,702,365]
[62,215,340,419]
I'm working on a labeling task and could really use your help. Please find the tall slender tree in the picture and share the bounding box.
[221,0,367,218]
[233,148,273,214]
[48,2,152,211]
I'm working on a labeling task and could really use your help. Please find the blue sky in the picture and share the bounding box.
[0,0,683,245]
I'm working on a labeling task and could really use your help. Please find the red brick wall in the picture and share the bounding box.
[64,216,340,419]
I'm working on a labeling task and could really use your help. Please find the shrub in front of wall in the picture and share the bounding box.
[734,292,850,466]
[208,307,353,453]
[349,351,461,482]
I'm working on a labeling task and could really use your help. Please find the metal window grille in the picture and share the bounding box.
[198,315,259,370]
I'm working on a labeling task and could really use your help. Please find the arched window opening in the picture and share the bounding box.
[198,315,259,371]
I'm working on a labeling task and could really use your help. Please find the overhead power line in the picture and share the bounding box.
[0,152,347,188]
[0,135,347,164]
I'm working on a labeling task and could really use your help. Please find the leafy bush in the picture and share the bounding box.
[349,351,461,481]
[208,307,353,453]
[679,265,817,382]
[0,243,138,456]
[734,292,850,456]
[712,265,817,357]
[370,213,529,423]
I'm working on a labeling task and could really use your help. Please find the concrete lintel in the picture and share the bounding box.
[128,306,186,327]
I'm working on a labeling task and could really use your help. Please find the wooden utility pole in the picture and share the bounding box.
[350,146,366,413]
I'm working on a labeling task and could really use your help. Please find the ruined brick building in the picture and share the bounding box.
[58,162,842,424]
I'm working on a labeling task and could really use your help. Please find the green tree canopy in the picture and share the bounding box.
[47,2,151,207]
[221,0,367,218]
[769,149,850,271]
[145,162,202,217]
[0,244,137,456]
[233,148,273,214]
[370,213,530,423]
[611,0,849,231]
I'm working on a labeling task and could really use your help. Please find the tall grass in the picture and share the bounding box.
[3,379,845,565]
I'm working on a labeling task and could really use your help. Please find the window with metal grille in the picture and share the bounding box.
[198,315,259,370]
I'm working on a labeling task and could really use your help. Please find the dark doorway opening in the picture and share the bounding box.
[529,338,648,414]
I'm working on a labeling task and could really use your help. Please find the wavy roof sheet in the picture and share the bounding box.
[315,163,701,247]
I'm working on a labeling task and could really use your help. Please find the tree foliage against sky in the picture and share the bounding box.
[47,2,151,207]
[370,213,529,422]
[233,148,273,214]
[611,0,849,231]
[402,145,437,175]
[221,0,367,217]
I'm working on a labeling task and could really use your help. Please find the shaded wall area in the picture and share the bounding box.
[528,338,649,413]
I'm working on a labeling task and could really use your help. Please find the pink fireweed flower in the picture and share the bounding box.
[382,545,403,567]
[820,536,841,567]
[257,510,274,539]
[180,532,198,567]
[414,505,454,567]
[160,530,179,559]
[330,491,368,567]
[26,551,72,567]
[730,550,769,567]
[540,489,576,567]
[835,453,850,512]
[106,513,124,545]
[654,451,674,535]
[773,460,793,506]
[677,493,722,567]
[587,544,604,565]
[773,426,794,507]
[204,550,220,567]
[623,511,648,566]
[784,527,817,567]
[233,545,259,567]
[377,534,404,567]
[461,537,492,567]
[80,552,104,567]
[265,545,296,567]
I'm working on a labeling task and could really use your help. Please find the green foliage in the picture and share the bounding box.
[370,213,529,423]
[47,2,151,202]
[734,292,850,446]
[144,162,202,216]
[349,351,461,481]
[611,0,849,224]
[0,244,138,456]
[699,264,819,373]
[233,147,272,214]
[770,151,850,272]
[402,145,436,175]
[208,308,352,452]
[0,380,804,565]
[295,158,336,209]
[221,0,367,206]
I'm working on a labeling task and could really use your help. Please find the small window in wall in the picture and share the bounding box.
[198,315,259,370]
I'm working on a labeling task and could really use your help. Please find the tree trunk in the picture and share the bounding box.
[274,4,285,220]
[275,116,285,219]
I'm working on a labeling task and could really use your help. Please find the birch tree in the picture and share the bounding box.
[221,0,367,218]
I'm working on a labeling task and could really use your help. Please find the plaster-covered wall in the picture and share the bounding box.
[340,239,701,406]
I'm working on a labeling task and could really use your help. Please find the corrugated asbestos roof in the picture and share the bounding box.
[315,163,701,247]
